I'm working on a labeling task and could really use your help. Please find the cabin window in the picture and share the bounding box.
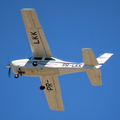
[45,58,55,61]
[33,57,42,60]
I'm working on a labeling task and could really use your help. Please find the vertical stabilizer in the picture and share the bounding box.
[82,49,113,86]
[82,48,99,66]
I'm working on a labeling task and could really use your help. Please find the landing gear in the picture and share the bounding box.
[40,85,45,90]
[14,68,25,78]
[32,61,38,66]
[14,74,19,78]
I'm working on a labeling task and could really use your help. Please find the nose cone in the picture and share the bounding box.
[12,59,29,67]
[11,60,21,66]
[6,64,11,68]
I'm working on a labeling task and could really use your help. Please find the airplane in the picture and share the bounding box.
[6,9,113,111]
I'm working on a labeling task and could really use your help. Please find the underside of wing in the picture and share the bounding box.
[21,9,52,57]
[40,75,64,111]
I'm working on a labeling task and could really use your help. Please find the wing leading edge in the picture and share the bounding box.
[40,75,64,111]
[21,9,52,57]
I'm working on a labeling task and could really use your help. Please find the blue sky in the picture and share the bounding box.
[0,0,120,120]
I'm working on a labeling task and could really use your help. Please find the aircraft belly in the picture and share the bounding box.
[40,68,59,76]
[58,68,85,75]
[21,68,59,76]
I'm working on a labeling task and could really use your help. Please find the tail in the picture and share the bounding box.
[82,48,113,86]
[96,53,113,68]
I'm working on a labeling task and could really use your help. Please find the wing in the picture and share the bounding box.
[21,9,52,57]
[40,75,64,111]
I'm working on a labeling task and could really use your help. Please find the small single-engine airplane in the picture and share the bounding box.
[6,9,113,111]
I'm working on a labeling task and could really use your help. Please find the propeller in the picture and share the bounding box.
[6,63,11,78]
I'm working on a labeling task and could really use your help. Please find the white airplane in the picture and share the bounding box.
[7,9,113,111]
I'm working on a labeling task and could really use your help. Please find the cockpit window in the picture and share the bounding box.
[28,57,54,61]
[45,58,55,61]
[28,57,42,60]
[33,57,42,60]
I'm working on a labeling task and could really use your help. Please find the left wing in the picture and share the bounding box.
[40,75,64,111]
[21,9,52,57]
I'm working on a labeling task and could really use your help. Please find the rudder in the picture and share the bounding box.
[82,48,99,66]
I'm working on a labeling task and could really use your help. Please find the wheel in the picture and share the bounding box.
[32,61,38,66]
[40,85,45,90]
[14,74,19,78]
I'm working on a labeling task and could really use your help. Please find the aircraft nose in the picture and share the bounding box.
[6,63,11,68]
[11,60,19,66]
[6,63,12,78]
[6,61,17,68]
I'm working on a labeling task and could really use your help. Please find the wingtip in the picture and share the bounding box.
[21,8,35,11]
[51,109,64,112]
[105,53,114,56]
[50,107,64,111]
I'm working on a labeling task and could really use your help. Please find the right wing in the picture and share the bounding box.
[40,75,64,111]
[21,9,52,57]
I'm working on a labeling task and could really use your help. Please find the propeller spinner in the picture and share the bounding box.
[6,64,11,78]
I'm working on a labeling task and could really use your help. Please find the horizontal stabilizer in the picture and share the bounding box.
[97,53,113,65]
[82,49,99,66]
[86,69,102,86]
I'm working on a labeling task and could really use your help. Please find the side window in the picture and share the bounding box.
[45,58,55,61]
[33,57,42,60]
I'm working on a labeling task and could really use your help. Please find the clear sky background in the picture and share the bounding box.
[0,0,120,120]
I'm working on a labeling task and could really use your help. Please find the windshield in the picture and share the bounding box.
[45,58,55,61]
[28,57,42,60]
[28,56,33,60]
[28,57,55,61]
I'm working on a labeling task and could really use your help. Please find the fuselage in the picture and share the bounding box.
[11,56,93,77]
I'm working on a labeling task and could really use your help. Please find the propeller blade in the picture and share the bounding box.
[6,63,11,78]
[6,64,11,68]
[8,68,11,78]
